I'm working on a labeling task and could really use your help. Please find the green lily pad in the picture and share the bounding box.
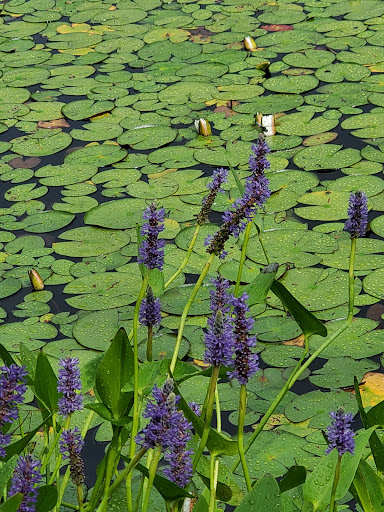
[117,125,177,150]
[72,309,119,351]
[35,164,97,186]
[285,390,357,428]
[341,113,384,138]
[277,112,339,136]
[282,49,335,68]
[53,227,130,257]
[268,267,362,312]
[11,130,72,157]
[0,322,57,352]
[315,63,370,83]
[84,198,146,229]
[22,211,75,233]
[234,94,304,114]
[62,99,114,121]
[64,143,127,167]
[293,144,362,171]
[63,268,142,310]
[263,75,319,94]
[309,357,379,388]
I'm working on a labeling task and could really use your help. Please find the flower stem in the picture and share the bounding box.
[165,224,201,289]
[48,415,71,485]
[146,325,153,362]
[209,453,218,512]
[127,272,149,512]
[193,365,220,471]
[141,445,162,512]
[238,384,252,492]
[330,454,342,512]
[235,220,252,297]
[348,237,357,318]
[170,253,215,373]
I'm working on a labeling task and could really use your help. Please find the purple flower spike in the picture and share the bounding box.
[0,364,27,457]
[228,293,259,385]
[138,202,165,270]
[344,191,368,238]
[188,401,201,416]
[57,357,83,416]
[9,454,42,512]
[206,137,271,256]
[60,427,85,485]
[326,409,355,456]
[197,168,228,225]
[139,286,162,327]
[204,275,235,367]
[164,446,193,487]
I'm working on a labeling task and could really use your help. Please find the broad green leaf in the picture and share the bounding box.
[0,495,23,512]
[36,486,58,512]
[303,427,376,511]
[271,280,327,337]
[351,459,384,512]
[34,351,58,414]
[95,328,134,419]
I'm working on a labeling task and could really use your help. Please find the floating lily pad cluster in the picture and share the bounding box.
[1,0,384,499]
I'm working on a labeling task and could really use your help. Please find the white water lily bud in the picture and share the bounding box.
[256,113,276,136]
[244,36,257,51]
[28,269,44,291]
[195,118,212,136]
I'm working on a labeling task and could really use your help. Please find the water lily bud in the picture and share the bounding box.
[28,269,44,291]
[256,113,276,136]
[195,118,212,136]
[256,61,270,71]
[244,36,257,52]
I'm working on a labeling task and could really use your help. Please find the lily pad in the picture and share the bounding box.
[11,131,72,157]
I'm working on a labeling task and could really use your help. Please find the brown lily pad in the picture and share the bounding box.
[302,132,338,146]
[38,119,70,129]
[8,157,41,168]
[261,24,294,32]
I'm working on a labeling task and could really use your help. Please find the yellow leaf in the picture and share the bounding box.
[368,64,384,73]
[57,23,91,34]
[359,372,384,407]
[148,168,178,179]
[58,48,95,56]
[89,112,111,121]
[283,334,305,347]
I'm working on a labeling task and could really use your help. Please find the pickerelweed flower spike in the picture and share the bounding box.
[9,454,42,512]
[206,137,271,257]
[326,409,355,456]
[139,286,162,327]
[57,356,83,416]
[136,378,193,486]
[138,202,165,270]
[60,427,85,486]
[203,276,235,367]
[197,168,228,225]
[0,364,27,457]
[344,190,368,238]
[228,293,259,385]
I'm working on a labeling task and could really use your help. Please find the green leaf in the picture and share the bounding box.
[350,459,384,512]
[95,328,134,419]
[0,495,23,512]
[279,465,307,493]
[244,263,278,305]
[36,485,58,512]
[303,427,376,511]
[35,351,58,414]
[173,382,238,456]
[0,456,18,497]
[0,343,16,366]
[84,402,113,422]
[236,474,282,511]
[271,280,327,337]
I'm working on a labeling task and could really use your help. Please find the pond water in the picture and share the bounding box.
[1,0,384,510]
